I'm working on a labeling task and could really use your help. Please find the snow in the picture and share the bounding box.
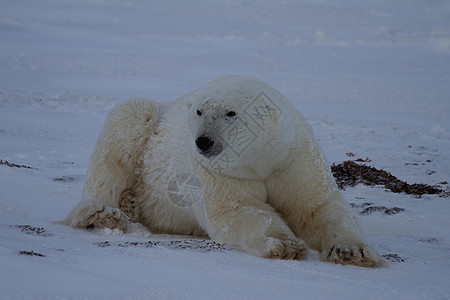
[1,0,450,299]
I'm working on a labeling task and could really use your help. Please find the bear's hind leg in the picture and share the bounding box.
[59,98,158,231]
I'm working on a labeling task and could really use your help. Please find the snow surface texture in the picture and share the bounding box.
[1,0,449,299]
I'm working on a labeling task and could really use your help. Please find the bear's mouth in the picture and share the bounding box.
[195,135,222,157]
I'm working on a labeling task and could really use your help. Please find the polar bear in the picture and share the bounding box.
[61,76,387,267]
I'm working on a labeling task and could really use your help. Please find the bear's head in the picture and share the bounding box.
[187,76,296,179]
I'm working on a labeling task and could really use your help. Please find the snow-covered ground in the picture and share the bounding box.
[1,0,450,299]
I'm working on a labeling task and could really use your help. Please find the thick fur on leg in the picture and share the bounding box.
[311,199,388,267]
[198,167,307,260]
[307,195,388,267]
[59,98,158,230]
[266,137,388,267]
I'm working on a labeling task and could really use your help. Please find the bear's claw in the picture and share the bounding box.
[263,238,307,260]
[322,243,388,267]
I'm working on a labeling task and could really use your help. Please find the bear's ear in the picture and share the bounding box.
[185,97,194,108]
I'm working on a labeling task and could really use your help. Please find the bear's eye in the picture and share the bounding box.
[226,111,236,117]
[196,110,202,116]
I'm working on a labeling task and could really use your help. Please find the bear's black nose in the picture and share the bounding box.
[196,136,214,153]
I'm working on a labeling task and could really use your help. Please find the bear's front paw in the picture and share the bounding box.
[321,242,388,268]
[249,237,307,260]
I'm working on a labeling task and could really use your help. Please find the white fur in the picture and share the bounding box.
[61,76,387,267]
